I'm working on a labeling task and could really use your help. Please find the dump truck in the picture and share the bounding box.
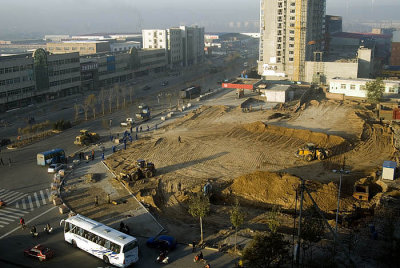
[74,129,100,146]
[119,159,156,182]
[295,143,329,161]
[135,103,150,121]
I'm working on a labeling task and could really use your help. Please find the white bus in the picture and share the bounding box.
[61,214,139,267]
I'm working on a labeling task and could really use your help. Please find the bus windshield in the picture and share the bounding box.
[123,241,138,253]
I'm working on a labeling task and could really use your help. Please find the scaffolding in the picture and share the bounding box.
[293,0,307,82]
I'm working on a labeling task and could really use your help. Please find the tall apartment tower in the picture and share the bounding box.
[258,0,326,81]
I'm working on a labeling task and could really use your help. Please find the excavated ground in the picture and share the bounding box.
[104,100,395,242]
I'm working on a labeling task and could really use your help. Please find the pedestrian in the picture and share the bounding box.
[0,157,3,166]
[130,126,133,133]
[8,157,11,167]
[19,217,26,229]
[91,150,95,161]
[101,152,105,160]
[107,194,111,204]
[147,125,149,131]
[140,126,142,132]
[155,124,158,130]
[135,133,138,140]
[136,126,138,132]
[124,142,127,150]
[178,136,181,143]
[192,240,196,252]
[94,195,98,206]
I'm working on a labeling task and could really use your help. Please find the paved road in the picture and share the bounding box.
[0,55,250,267]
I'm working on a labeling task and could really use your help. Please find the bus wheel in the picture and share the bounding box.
[71,240,77,248]
[103,256,110,264]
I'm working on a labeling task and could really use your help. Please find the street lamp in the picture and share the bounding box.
[332,168,350,238]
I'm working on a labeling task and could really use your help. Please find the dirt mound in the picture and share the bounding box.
[228,171,345,213]
[239,121,349,151]
[169,105,230,129]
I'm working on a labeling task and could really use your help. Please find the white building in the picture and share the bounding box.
[329,78,400,98]
[110,41,141,52]
[260,84,294,103]
[142,26,204,69]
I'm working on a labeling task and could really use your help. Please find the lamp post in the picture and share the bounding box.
[333,168,350,238]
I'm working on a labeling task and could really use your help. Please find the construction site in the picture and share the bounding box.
[98,86,400,266]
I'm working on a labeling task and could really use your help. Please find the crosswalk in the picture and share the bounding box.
[0,188,54,229]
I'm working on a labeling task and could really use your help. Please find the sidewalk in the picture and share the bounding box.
[61,140,164,238]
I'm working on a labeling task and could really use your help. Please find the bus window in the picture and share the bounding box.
[65,222,70,232]
[112,243,121,253]
[104,240,111,250]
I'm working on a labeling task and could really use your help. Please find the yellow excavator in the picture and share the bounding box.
[295,143,329,162]
[74,129,100,146]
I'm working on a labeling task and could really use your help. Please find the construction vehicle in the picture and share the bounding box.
[74,129,100,146]
[353,183,369,201]
[295,143,329,161]
[136,103,150,121]
[120,159,156,182]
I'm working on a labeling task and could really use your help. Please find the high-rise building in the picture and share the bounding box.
[258,0,326,81]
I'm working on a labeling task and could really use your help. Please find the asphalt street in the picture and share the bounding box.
[0,54,253,267]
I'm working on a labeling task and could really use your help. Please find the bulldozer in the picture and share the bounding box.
[120,159,156,182]
[74,129,100,146]
[295,143,329,162]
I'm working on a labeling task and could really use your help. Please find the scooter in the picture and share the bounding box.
[194,252,205,263]
[0,199,6,208]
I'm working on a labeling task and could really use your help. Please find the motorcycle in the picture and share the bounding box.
[156,251,169,264]
[194,251,205,263]
[0,199,6,208]
[44,225,53,234]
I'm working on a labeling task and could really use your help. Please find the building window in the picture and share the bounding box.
[350,85,356,90]
[289,51,294,54]
[340,84,346,89]
[289,58,294,62]
[360,85,366,91]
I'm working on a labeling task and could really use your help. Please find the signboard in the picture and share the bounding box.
[262,64,285,77]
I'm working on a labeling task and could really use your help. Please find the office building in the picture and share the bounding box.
[0,49,80,111]
[47,41,111,56]
[258,0,326,81]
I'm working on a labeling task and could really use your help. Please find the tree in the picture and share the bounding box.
[108,88,114,113]
[188,193,210,243]
[266,206,281,234]
[230,199,245,252]
[84,94,96,120]
[366,78,384,104]
[301,208,325,265]
[242,232,289,268]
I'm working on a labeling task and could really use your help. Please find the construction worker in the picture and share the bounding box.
[94,195,98,206]
[178,136,181,143]
[107,194,111,204]
[91,150,95,161]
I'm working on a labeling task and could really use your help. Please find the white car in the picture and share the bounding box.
[47,163,64,173]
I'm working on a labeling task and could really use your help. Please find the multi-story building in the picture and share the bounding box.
[80,48,167,88]
[258,0,326,81]
[142,26,204,69]
[0,48,80,111]
[47,41,111,56]
[390,31,400,66]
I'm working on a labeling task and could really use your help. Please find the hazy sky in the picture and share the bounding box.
[0,0,399,38]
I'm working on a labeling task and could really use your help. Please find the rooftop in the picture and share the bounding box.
[332,32,392,40]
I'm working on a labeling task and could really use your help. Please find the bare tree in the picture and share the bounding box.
[115,84,120,110]
[84,94,96,120]
[129,87,134,104]
[188,193,210,243]
[99,88,106,116]
[230,199,245,252]
[74,104,80,122]
[108,88,114,113]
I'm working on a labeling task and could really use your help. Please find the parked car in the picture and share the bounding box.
[24,244,55,261]
[161,81,169,86]
[47,163,65,173]
[142,85,151,91]
[146,235,177,251]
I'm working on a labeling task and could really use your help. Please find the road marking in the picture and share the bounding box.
[4,207,28,213]
[40,190,46,205]
[27,196,34,211]
[22,199,26,209]
[1,191,17,200]
[0,206,58,240]
[33,192,41,208]
[15,203,19,208]
[6,193,27,204]
[46,189,51,201]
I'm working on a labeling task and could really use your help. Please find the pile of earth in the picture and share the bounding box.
[222,171,353,213]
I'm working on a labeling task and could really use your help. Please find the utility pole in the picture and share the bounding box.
[333,158,350,241]
[295,180,305,267]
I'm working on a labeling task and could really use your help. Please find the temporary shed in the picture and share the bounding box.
[382,161,397,181]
